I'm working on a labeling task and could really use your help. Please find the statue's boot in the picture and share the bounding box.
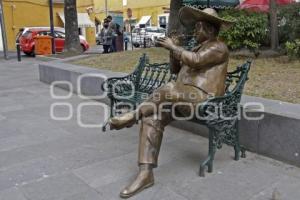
[109,111,137,130]
[120,169,154,198]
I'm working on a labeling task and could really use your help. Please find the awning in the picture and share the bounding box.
[136,16,151,26]
[237,0,294,12]
[58,13,95,28]
[183,0,240,9]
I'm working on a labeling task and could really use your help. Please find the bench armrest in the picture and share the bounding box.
[101,53,149,94]
[101,76,136,96]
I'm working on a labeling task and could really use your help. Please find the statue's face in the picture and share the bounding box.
[194,21,213,43]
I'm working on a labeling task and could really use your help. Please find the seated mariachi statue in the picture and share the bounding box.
[108,6,234,198]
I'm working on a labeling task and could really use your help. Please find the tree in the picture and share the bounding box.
[64,0,81,54]
[269,0,279,50]
[168,0,184,35]
[168,0,184,74]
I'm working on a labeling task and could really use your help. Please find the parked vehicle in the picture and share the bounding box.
[145,27,166,42]
[131,26,166,48]
[18,27,89,56]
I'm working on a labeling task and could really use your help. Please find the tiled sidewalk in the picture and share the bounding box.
[0,58,299,200]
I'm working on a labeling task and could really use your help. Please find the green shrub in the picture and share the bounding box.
[218,9,268,51]
[278,3,300,44]
[285,39,300,59]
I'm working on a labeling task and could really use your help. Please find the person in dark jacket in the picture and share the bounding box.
[100,19,113,54]
[107,15,117,52]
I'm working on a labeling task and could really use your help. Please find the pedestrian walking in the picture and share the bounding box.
[107,16,117,52]
[100,19,113,54]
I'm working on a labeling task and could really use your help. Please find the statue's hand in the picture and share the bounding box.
[156,37,176,51]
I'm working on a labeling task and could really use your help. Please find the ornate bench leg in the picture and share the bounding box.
[241,146,246,158]
[232,121,241,161]
[234,144,240,161]
[233,121,246,160]
[199,156,212,177]
[234,145,246,160]
[199,128,216,177]
[102,118,109,132]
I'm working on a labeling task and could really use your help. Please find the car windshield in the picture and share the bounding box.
[22,31,32,38]
[55,32,65,38]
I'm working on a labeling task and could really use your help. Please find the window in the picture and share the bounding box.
[123,0,127,6]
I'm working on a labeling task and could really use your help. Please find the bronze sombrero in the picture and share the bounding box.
[179,6,235,29]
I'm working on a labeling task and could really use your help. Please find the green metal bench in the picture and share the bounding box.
[102,53,252,177]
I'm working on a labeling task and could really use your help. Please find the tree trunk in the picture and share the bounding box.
[64,0,81,54]
[168,0,184,35]
[270,0,279,50]
[168,0,184,74]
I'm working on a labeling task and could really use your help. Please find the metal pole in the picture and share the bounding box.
[105,0,108,17]
[16,37,21,61]
[0,0,9,60]
[129,18,133,50]
[49,0,55,54]
[270,0,278,50]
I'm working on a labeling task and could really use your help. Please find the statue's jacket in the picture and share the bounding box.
[173,40,229,97]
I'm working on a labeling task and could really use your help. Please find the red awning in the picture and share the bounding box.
[237,0,295,12]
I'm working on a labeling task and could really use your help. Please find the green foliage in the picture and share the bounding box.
[218,9,268,50]
[285,39,300,59]
[278,3,300,44]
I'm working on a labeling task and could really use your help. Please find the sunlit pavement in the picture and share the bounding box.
[0,57,300,200]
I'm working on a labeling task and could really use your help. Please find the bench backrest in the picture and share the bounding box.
[224,60,251,100]
[201,60,252,122]
[131,54,177,94]
[109,54,251,109]
[131,54,251,100]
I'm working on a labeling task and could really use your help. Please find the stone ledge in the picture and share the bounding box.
[38,61,300,168]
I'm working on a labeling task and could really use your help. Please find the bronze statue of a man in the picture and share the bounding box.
[108,6,234,198]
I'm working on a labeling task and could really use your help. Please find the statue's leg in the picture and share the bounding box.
[109,82,175,130]
[120,113,173,198]
[138,82,176,117]
[138,113,173,167]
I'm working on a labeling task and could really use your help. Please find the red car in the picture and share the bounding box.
[18,27,89,56]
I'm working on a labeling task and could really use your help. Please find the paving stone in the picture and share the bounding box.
[74,152,138,189]
[249,175,300,200]
[73,138,193,189]
[96,176,189,200]
[165,155,288,200]
[0,187,27,200]
[62,189,103,200]
[20,173,95,200]
[0,134,84,169]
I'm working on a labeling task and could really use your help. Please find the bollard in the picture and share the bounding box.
[143,37,146,48]
[16,42,21,62]
[124,39,128,51]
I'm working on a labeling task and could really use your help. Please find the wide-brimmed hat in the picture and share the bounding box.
[179,6,235,29]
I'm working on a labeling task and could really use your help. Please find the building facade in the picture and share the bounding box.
[3,0,96,50]
[94,0,171,30]
[122,0,170,27]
